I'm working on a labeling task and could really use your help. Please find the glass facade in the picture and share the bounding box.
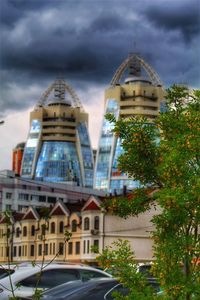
[35,141,82,184]
[110,138,140,193]
[94,99,119,190]
[94,99,140,193]
[77,122,94,187]
[21,120,41,177]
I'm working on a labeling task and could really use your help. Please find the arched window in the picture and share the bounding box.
[94,216,99,230]
[71,220,77,232]
[23,226,27,237]
[16,227,21,237]
[84,217,90,231]
[31,225,35,236]
[59,221,64,233]
[50,222,55,234]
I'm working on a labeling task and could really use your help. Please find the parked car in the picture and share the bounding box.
[0,263,112,300]
[21,278,129,300]
[0,264,16,279]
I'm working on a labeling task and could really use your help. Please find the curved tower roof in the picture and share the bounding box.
[35,78,84,111]
[110,53,163,87]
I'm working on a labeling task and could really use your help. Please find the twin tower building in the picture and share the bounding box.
[19,54,165,193]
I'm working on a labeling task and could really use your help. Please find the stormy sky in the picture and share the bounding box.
[0,0,199,170]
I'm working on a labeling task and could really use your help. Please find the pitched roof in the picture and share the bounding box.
[82,195,102,212]
[22,207,39,220]
[50,199,69,217]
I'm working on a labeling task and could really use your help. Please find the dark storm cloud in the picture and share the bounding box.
[0,0,199,116]
[143,0,200,42]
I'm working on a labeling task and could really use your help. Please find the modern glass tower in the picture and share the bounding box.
[21,79,94,187]
[94,54,165,193]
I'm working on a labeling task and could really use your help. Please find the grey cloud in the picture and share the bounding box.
[0,0,199,118]
[143,0,200,42]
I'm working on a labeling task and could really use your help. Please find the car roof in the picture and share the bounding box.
[0,263,111,286]
[41,278,119,299]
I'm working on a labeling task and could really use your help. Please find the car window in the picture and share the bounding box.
[105,284,129,300]
[19,269,80,289]
[80,270,108,281]
[0,268,15,279]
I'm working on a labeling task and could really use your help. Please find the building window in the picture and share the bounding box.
[41,224,46,236]
[83,240,86,254]
[39,195,46,202]
[18,193,29,200]
[48,197,56,204]
[68,242,73,255]
[6,204,12,210]
[59,221,64,233]
[84,217,90,230]
[59,243,64,255]
[71,220,77,232]
[38,244,42,256]
[30,245,34,257]
[75,242,80,255]
[13,246,17,257]
[16,227,21,237]
[6,193,12,199]
[23,226,27,237]
[50,222,55,233]
[18,246,21,257]
[45,244,48,255]
[87,240,90,254]
[94,216,99,230]
[50,243,52,255]
[53,243,55,255]
[31,225,35,236]
[93,240,99,253]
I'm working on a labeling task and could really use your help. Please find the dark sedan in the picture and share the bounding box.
[21,278,128,300]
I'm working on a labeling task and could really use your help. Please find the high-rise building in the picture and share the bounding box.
[12,142,25,176]
[21,79,94,187]
[94,54,165,193]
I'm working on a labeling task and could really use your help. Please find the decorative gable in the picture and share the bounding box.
[82,195,102,212]
[23,210,37,220]
[83,201,100,211]
[50,200,69,217]
[22,207,39,221]
[51,206,66,216]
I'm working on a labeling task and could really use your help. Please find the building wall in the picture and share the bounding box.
[0,174,105,212]
[0,200,159,264]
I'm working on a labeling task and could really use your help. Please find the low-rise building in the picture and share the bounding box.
[0,196,160,264]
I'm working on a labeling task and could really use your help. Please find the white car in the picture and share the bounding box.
[0,263,112,299]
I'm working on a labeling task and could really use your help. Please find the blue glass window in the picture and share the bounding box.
[94,99,119,190]
[21,120,41,177]
[77,123,94,188]
[35,141,82,185]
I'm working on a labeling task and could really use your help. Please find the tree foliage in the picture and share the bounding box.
[105,85,200,300]
[97,239,159,300]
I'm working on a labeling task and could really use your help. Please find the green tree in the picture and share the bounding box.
[96,239,158,300]
[105,85,200,300]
